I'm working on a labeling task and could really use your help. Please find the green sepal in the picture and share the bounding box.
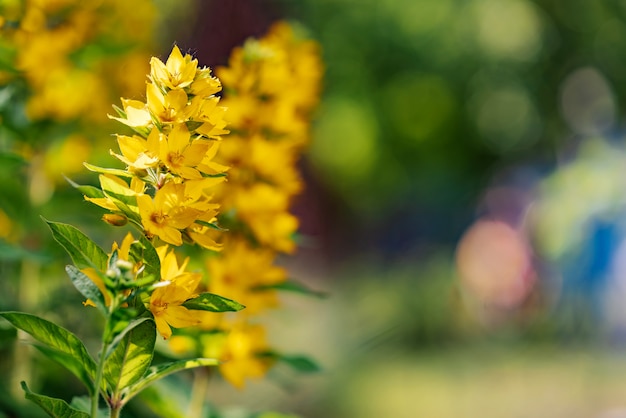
[183,293,245,312]
[125,358,220,402]
[253,279,327,298]
[65,265,107,315]
[129,234,160,284]
[259,351,321,373]
[21,382,90,418]
[0,312,96,394]
[104,319,156,395]
[44,219,108,271]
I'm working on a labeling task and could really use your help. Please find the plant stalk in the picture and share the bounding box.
[188,367,211,418]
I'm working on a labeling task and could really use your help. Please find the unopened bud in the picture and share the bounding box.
[102,213,127,226]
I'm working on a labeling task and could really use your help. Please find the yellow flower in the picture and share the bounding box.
[232,184,299,253]
[204,324,272,388]
[159,124,209,180]
[111,129,162,172]
[149,246,202,339]
[206,238,286,314]
[150,45,198,90]
[137,182,202,246]
[108,98,152,129]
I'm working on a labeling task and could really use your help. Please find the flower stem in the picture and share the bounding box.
[110,405,121,418]
[92,329,110,418]
[188,368,211,418]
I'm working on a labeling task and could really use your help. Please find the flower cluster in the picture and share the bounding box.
[87,45,229,251]
[1,0,154,122]
[168,22,323,388]
[82,45,233,339]
[0,0,156,205]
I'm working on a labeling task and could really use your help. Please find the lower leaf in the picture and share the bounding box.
[21,382,90,418]
[125,358,219,403]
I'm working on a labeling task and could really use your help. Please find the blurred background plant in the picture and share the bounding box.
[5,0,626,417]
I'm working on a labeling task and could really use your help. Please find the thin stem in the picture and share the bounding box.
[188,368,211,418]
[92,320,111,418]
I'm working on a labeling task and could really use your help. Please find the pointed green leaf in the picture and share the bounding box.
[182,293,245,312]
[126,358,219,402]
[105,317,152,358]
[64,176,106,199]
[83,162,133,178]
[65,265,106,315]
[104,319,156,394]
[22,382,90,418]
[254,279,327,298]
[32,345,96,396]
[44,219,108,271]
[1,312,96,392]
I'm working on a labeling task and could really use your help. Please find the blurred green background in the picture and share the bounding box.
[6,0,626,417]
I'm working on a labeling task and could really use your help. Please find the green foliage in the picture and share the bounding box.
[104,320,156,396]
[21,382,90,418]
[183,292,245,312]
[125,358,220,401]
[44,219,108,271]
[0,312,96,394]
[65,265,107,315]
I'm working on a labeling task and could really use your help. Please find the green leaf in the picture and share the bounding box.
[83,162,133,178]
[261,351,321,373]
[104,319,156,395]
[69,396,108,418]
[64,177,106,199]
[182,293,245,312]
[1,312,96,393]
[44,219,108,271]
[32,345,96,396]
[21,382,90,418]
[194,219,228,231]
[254,279,327,298]
[105,317,152,358]
[65,265,106,315]
[126,358,219,402]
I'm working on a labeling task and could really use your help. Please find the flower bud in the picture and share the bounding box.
[102,213,127,226]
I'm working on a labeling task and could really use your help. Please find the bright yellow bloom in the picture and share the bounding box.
[149,246,203,339]
[159,124,209,179]
[150,45,198,90]
[206,238,286,314]
[137,182,202,246]
[202,324,272,388]
[232,184,299,254]
[111,129,162,172]
[108,98,152,129]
